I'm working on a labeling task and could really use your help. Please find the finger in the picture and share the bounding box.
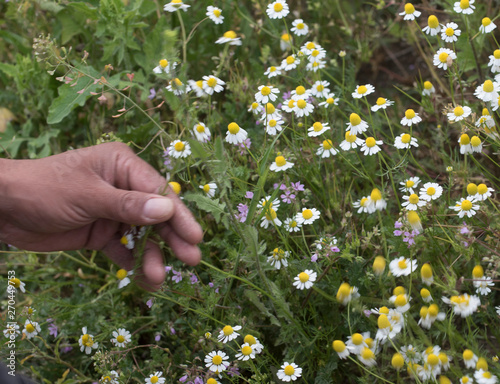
[102,237,136,271]
[159,223,202,266]
[134,241,166,292]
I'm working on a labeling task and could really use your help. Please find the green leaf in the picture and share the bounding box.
[188,139,210,159]
[0,62,17,78]
[66,2,99,19]
[183,193,226,223]
[244,289,281,327]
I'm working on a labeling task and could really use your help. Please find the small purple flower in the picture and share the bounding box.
[273,183,279,189]
[280,191,296,204]
[163,148,173,170]
[279,183,287,190]
[245,191,254,199]
[170,327,176,335]
[238,138,251,155]
[256,120,261,125]
[394,221,403,229]
[460,222,471,235]
[215,287,219,293]
[226,366,241,377]
[48,322,58,338]
[189,273,198,285]
[208,282,214,288]
[330,246,340,253]
[179,375,188,382]
[60,346,73,354]
[311,253,318,262]
[165,266,172,273]
[155,333,161,342]
[403,230,420,247]
[282,91,292,101]
[146,299,154,308]
[172,270,183,283]
[291,181,305,192]
[148,88,157,100]
[363,310,372,318]
[393,230,403,236]
[193,378,203,384]
[235,203,249,223]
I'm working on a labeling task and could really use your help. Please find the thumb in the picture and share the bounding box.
[87,187,175,225]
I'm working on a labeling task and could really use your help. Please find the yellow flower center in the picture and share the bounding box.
[203,184,211,193]
[120,235,129,245]
[269,119,277,127]
[261,86,271,96]
[483,80,494,93]
[460,134,470,145]
[463,349,474,360]
[274,3,283,12]
[394,286,406,295]
[361,347,374,359]
[228,122,240,134]
[290,220,297,227]
[306,42,315,50]
[284,365,295,376]
[482,17,492,27]
[409,194,419,204]
[265,103,276,114]
[286,56,295,65]
[159,59,168,68]
[151,377,159,384]
[365,137,376,148]
[312,49,320,57]
[296,86,306,95]
[460,0,469,9]
[26,324,35,333]
[244,335,257,345]
[173,78,182,87]
[424,81,433,89]
[313,122,323,132]
[373,256,386,273]
[404,3,415,14]
[117,335,125,343]
[427,354,439,366]
[316,84,324,91]
[429,304,439,317]
[172,0,182,3]
[395,294,407,306]
[326,97,334,104]
[392,353,405,368]
[494,49,500,59]
[207,379,217,384]
[116,269,127,280]
[333,340,346,352]
[275,156,287,167]
[467,183,478,195]
[477,357,488,370]
[281,33,290,42]
[82,334,94,347]
[421,288,431,298]
[401,134,411,144]
[473,265,484,278]
[462,377,469,383]
[470,136,481,147]
[445,27,454,37]
[352,333,364,345]
[426,187,436,196]
[196,80,203,88]
[408,211,420,225]
[405,109,416,119]
[350,113,361,125]
[379,306,390,315]
[483,372,493,379]
[428,15,439,28]
[477,183,488,195]
[242,345,253,355]
[297,99,307,109]
[323,140,333,150]
[371,188,382,201]
[269,66,276,72]
[398,259,408,269]
[454,106,464,116]
[345,131,356,143]
[461,200,472,211]
[297,22,305,29]
[420,306,429,318]
[298,272,310,283]
[223,30,237,39]
[287,100,295,108]
[174,141,185,152]
[302,209,313,219]
[265,209,277,220]
[194,124,205,134]
[223,325,233,336]
[9,278,20,288]
[376,97,386,106]
[405,180,415,188]
[169,181,181,194]
[357,85,368,94]
[207,77,217,88]
[213,9,221,17]
[360,197,368,207]
[439,52,449,63]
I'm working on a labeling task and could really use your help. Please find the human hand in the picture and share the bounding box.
[0,142,203,291]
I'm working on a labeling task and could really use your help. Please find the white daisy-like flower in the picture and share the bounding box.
[400,345,422,364]
[433,48,457,70]
[358,347,377,367]
[318,94,339,108]
[168,140,191,158]
[192,122,211,142]
[243,334,264,354]
[310,80,330,98]
[291,18,309,36]
[3,323,20,339]
[474,183,494,201]
[422,81,436,96]
[371,97,394,112]
[402,193,427,211]
[293,269,317,289]
[352,84,375,99]
[166,78,190,96]
[400,176,421,194]
[99,370,119,384]
[474,369,498,384]
[333,340,350,359]
[400,109,422,126]
[248,101,264,115]
[308,47,327,63]
[205,350,230,373]
[281,55,300,71]
[120,232,134,250]
[389,256,418,277]
[368,188,387,212]
[290,85,311,101]
[488,49,500,73]
[267,247,289,269]
[296,208,320,225]
[277,362,302,382]
[199,183,217,198]
[476,111,495,129]
[394,133,418,149]
[336,282,360,305]
[443,293,481,317]
[306,60,326,72]
[448,105,472,122]
[460,376,473,384]
[441,22,461,43]
[284,217,302,232]
[492,94,500,111]
[164,0,190,13]
[475,277,494,295]
[474,79,500,102]
[317,140,338,158]
[419,182,443,201]
[235,343,256,361]
[480,17,497,34]
[260,208,282,228]
[361,137,383,156]
[225,122,248,144]
[418,304,446,329]
[259,196,280,211]
[145,372,165,384]
[202,75,225,95]
[255,85,280,104]
[340,130,364,151]
[280,33,292,51]
[217,325,242,343]
[293,98,314,117]
[111,328,132,348]
[79,326,99,354]
[264,65,282,78]
[262,103,282,120]
[265,118,285,136]
[270,155,294,172]
[346,113,369,135]
[454,0,475,14]
[462,349,478,369]
[22,319,41,339]
[422,15,441,36]
[215,30,242,46]
[449,197,480,218]
[346,332,368,355]
[353,196,375,214]
[153,59,177,75]
[459,134,473,155]
[307,121,330,137]
[7,277,26,293]
[399,3,421,20]
[188,80,205,97]
[116,269,133,288]
[301,41,317,55]
[267,0,289,19]
[393,293,411,313]
[206,6,224,24]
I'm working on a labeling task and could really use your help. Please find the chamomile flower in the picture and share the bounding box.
[264,65,282,78]
[291,19,309,36]
[7,277,25,293]
[359,347,377,367]
[284,217,302,232]
[454,0,475,14]
[293,270,317,290]
[270,155,294,172]
[419,304,446,329]
[307,47,327,63]
[475,277,494,295]
[441,22,461,43]
[475,370,498,384]
[443,293,481,317]
[470,135,483,153]
[206,6,224,24]
[434,48,457,70]
[281,99,296,113]
[333,340,350,359]
[474,183,494,201]
[448,105,472,122]
[290,85,311,101]
[310,80,330,98]
[265,118,285,136]
[188,80,205,97]
[402,193,427,210]
[145,372,165,384]
[262,103,282,121]
[281,55,300,71]
[419,182,443,201]
[450,197,480,218]
[459,134,473,154]
[225,122,248,144]
[166,78,190,95]
[244,334,264,354]
[488,50,500,73]
[390,256,418,277]
[301,41,317,55]
[463,350,479,369]
[4,323,20,339]
[111,328,131,348]
[400,109,422,126]
[369,188,387,211]
[99,371,119,384]
[336,282,360,305]
[474,79,500,102]
[394,133,418,149]
[296,208,320,225]
[202,75,225,95]
[215,30,242,45]
[205,350,230,373]
[22,319,40,339]
[352,84,375,99]
[340,130,364,150]
[164,0,190,12]
[361,137,383,156]
[480,17,497,34]
[400,3,420,20]
[116,269,133,289]
[267,0,289,19]
[422,81,436,96]
[353,196,375,214]
[492,94,500,111]
[407,211,423,232]
[199,183,217,198]
[346,333,368,354]
[79,327,99,354]
[277,362,302,382]
[371,97,394,112]
[235,343,256,361]
[259,196,280,211]
[293,98,314,117]
[422,15,441,36]
[168,140,191,158]
[346,113,369,135]
[317,140,338,158]
[400,176,421,194]
[192,122,211,142]
[218,325,241,343]
[248,102,263,115]
[255,85,280,104]
[260,208,282,228]
[267,247,289,269]
[153,59,177,75]
[308,121,330,137]
[306,60,325,72]
[280,33,292,51]
[318,94,338,108]
[460,376,473,384]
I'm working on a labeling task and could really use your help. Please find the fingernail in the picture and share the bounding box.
[143,198,173,221]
